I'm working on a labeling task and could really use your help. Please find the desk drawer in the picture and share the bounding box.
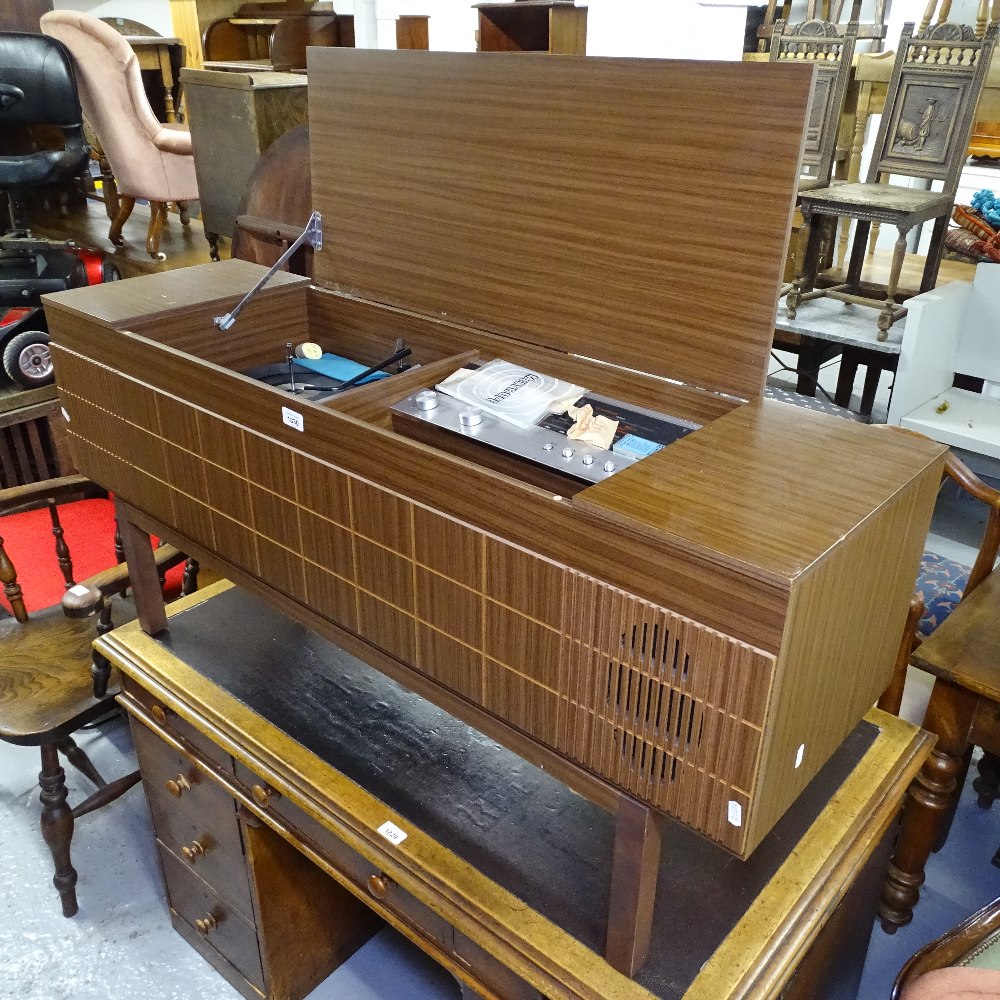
[122,674,234,774]
[232,760,452,951]
[131,718,255,922]
[159,842,265,993]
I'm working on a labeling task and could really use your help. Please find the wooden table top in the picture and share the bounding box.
[911,569,1000,700]
[99,580,932,1000]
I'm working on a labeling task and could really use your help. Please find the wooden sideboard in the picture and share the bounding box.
[98,581,933,1000]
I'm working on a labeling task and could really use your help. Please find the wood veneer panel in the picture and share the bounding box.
[308,51,810,400]
[307,291,736,428]
[745,465,943,853]
[577,399,945,582]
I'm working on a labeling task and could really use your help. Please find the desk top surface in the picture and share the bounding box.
[100,582,932,1000]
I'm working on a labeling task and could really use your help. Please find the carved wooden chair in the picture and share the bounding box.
[757,0,887,52]
[893,895,1000,998]
[0,474,194,917]
[785,21,997,340]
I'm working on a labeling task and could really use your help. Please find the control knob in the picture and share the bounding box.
[603,460,616,473]
[459,407,483,427]
[561,447,574,458]
[414,390,439,411]
[581,455,594,467]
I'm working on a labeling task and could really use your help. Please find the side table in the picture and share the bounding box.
[880,569,1000,932]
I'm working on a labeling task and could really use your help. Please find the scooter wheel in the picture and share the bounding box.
[3,330,53,388]
[102,260,122,283]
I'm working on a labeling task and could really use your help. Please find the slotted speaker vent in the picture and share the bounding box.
[556,571,775,847]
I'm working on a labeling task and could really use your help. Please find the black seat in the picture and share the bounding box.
[0,31,88,230]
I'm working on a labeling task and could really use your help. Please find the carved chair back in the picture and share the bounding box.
[770,19,859,184]
[867,21,997,195]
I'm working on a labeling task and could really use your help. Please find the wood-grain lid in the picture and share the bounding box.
[307,49,811,401]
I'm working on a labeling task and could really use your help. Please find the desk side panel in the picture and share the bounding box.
[746,464,943,853]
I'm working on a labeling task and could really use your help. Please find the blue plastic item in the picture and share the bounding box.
[295,353,389,384]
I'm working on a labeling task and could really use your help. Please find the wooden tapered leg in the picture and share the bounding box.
[113,498,168,636]
[108,195,135,248]
[605,796,663,975]
[39,743,78,917]
[146,201,168,259]
[879,679,977,932]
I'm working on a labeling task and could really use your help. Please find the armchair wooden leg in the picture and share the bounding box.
[177,201,191,226]
[181,557,200,597]
[38,743,78,918]
[109,195,135,248]
[57,736,106,789]
[146,201,168,260]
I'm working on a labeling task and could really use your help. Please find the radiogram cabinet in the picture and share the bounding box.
[45,50,944,884]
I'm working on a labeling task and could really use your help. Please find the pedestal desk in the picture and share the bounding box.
[96,580,933,1000]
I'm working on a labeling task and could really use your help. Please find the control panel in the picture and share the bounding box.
[390,388,699,485]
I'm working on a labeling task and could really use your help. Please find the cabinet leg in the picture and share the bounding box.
[606,796,663,976]
[113,499,168,635]
[39,743,78,917]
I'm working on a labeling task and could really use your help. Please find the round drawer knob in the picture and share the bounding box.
[195,913,218,936]
[366,873,395,901]
[165,774,191,798]
[182,840,206,864]
[251,784,279,809]
[150,704,167,726]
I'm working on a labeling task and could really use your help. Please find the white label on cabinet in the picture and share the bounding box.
[377,821,407,846]
[281,407,304,432]
[68,584,90,597]
[727,800,742,827]
[61,407,71,422]
[795,744,806,769]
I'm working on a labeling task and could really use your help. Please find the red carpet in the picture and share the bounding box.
[0,497,182,615]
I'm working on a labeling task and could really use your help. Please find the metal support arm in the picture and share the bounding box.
[213,212,323,332]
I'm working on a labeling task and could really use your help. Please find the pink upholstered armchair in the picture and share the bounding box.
[40,11,199,260]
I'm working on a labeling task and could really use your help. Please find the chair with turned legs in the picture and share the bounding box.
[0,475,194,916]
[785,21,997,340]
[39,10,199,260]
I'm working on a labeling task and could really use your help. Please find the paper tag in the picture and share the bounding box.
[68,584,90,597]
[377,821,407,846]
[795,744,805,769]
[727,800,743,827]
[61,407,71,422]
[281,406,304,432]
